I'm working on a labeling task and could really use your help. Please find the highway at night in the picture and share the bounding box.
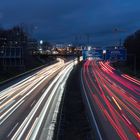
[0,58,75,140]
[81,60,140,140]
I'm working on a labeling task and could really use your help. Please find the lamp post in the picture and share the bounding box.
[40,40,43,45]
[103,49,106,61]
[39,40,43,54]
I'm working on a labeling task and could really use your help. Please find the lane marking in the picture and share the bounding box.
[7,122,19,138]
[30,100,36,107]
[81,68,103,140]
[25,117,38,140]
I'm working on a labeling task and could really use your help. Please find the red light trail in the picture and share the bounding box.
[82,60,140,140]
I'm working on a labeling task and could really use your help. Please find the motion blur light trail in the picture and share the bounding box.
[0,58,77,140]
[82,60,140,140]
[0,59,64,123]
[121,74,140,86]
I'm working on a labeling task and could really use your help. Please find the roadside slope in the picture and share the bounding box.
[56,63,94,140]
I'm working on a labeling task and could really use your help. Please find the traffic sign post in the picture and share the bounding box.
[109,49,127,61]
[82,48,127,61]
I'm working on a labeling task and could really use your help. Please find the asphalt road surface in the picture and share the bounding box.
[81,60,140,140]
[0,58,75,140]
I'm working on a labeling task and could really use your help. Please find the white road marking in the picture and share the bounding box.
[7,123,19,138]
[30,100,36,107]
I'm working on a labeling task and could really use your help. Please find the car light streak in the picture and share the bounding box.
[112,97,122,111]
[25,117,38,140]
[7,123,19,138]
[82,60,140,140]
[0,100,25,125]
[10,60,74,140]
[31,63,73,140]
[121,74,140,86]
[0,61,64,116]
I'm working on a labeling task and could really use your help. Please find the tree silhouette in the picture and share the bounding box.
[124,30,140,70]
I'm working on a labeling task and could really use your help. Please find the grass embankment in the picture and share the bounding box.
[56,63,94,140]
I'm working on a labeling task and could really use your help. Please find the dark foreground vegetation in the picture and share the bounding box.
[124,29,140,73]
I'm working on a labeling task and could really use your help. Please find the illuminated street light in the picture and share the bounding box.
[39,48,43,54]
[40,40,43,45]
[103,49,106,61]
[103,50,106,54]
[88,46,91,51]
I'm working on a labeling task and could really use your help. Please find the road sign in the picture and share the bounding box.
[94,49,103,59]
[82,50,88,60]
[109,49,127,61]
[82,49,103,60]
[82,48,127,61]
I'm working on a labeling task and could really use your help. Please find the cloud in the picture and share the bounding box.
[0,0,140,46]
[0,11,4,19]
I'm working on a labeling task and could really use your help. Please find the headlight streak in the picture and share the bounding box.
[11,62,74,140]
[31,63,73,140]
[0,60,65,125]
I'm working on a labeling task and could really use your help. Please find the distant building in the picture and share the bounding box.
[28,38,38,55]
[0,26,28,70]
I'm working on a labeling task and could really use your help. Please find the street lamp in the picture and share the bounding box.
[40,40,43,45]
[88,46,91,51]
[103,49,106,61]
[39,40,43,54]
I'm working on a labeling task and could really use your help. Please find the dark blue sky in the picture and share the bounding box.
[0,0,140,46]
